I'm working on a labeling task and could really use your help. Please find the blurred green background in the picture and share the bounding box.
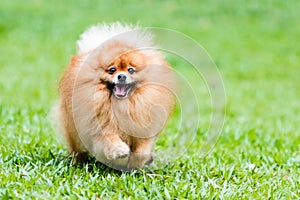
[0,0,299,198]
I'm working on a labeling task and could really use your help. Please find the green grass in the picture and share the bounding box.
[1,0,300,199]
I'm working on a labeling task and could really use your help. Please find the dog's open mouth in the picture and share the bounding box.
[109,82,135,99]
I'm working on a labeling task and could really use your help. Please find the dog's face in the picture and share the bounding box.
[100,50,147,99]
[106,64,136,99]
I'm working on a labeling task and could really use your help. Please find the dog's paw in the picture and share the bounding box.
[104,142,130,160]
[145,153,154,165]
[127,152,154,170]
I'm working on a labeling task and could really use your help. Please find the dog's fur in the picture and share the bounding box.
[55,23,177,170]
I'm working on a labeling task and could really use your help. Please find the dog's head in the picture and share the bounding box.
[96,44,163,99]
[105,58,137,99]
[99,50,143,99]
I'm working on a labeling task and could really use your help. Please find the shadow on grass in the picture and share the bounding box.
[7,144,173,177]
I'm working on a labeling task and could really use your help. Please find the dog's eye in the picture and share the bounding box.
[128,67,135,74]
[108,67,117,74]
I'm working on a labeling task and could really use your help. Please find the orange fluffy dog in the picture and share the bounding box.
[56,23,177,170]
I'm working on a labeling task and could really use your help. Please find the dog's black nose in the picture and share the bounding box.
[117,74,127,81]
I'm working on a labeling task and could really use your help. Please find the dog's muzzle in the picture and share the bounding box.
[108,74,135,99]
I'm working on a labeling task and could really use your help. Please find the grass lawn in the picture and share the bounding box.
[1,0,300,199]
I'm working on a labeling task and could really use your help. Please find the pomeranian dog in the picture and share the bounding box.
[55,23,177,170]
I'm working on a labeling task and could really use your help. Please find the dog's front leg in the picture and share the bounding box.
[91,133,130,169]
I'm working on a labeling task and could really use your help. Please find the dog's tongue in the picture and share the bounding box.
[115,85,126,96]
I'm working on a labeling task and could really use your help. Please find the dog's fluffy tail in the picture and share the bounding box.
[77,22,155,54]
